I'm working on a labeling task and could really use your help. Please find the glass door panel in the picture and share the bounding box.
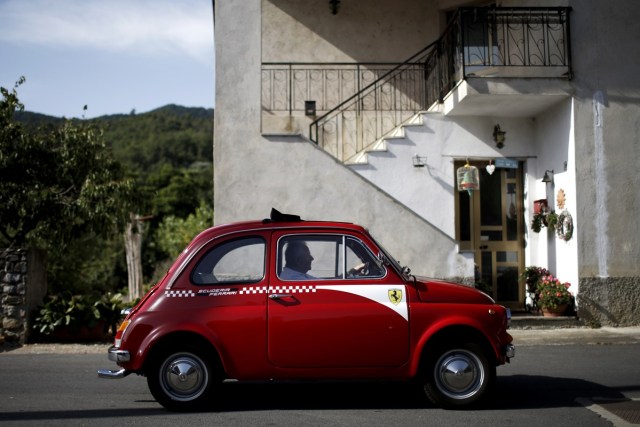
[456,160,524,309]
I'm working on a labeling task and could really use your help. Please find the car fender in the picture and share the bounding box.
[409,314,499,375]
[125,319,227,373]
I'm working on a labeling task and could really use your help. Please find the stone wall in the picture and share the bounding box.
[1,248,47,344]
[578,277,640,327]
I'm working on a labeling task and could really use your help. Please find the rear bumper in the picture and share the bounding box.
[97,346,132,379]
[107,346,130,362]
[97,368,130,379]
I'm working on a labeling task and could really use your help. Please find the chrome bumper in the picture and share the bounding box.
[97,346,132,379]
[97,368,130,379]
[107,346,130,362]
[505,343,516,359]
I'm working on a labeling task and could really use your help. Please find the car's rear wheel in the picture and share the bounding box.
[423,342,495,408]
[147,345,218,411]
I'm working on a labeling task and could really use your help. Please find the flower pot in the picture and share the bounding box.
[542,304,568,317]
[534,199,548,214]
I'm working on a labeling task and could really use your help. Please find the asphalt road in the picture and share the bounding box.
[0,330,639,426]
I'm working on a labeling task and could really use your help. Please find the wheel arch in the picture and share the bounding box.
[414,324,497,378]
[143,330,225,378]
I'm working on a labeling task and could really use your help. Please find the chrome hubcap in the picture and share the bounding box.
[435,350,483,399]
[161,353,208,401]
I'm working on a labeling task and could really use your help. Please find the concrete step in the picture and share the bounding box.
[510,313,582,330]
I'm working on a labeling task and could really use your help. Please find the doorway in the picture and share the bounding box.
[455,160,524,310]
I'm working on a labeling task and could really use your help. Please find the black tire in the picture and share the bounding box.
[146,345,218,411]
[423,342,495,408]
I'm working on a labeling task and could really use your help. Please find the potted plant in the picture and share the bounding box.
[545,210,559,229]
[536,274,572,316]
[531,212,545,233]
[521,266,550,312]
[533,199,548,214]
[530,209,560,233]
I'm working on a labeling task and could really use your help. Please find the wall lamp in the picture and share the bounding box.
[413,154,427,168]
[329,0,340,14]
[542,169,554,183]
[493,124,506,149]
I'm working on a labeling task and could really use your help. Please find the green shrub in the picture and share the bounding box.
[33,291,124,338]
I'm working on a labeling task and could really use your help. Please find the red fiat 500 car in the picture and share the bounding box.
[99,209,515,411]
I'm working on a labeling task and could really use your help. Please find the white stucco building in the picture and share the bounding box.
[213,0,640,325]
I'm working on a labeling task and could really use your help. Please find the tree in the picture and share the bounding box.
[124,213,153,301]
[0,78,137,252]
[156,202,214,260]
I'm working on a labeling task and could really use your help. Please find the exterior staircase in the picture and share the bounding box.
[309,7,572,166]
[345,112,426,165]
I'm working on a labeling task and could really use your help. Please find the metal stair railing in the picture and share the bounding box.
[308,6,572,164]
[308,40,443,164]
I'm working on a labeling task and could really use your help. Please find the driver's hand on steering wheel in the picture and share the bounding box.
[348,262,369,277]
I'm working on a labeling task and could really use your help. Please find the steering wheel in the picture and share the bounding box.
[349,262,369,277]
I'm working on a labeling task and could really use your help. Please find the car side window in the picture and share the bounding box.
[191,236,265,285]
[277,235,385,280]
[345,236,385,278]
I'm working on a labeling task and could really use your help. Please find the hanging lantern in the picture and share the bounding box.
[457,161,480,196]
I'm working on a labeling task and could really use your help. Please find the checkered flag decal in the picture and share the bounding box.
[165,290,196,298]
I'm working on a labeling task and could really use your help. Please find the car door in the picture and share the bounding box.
[175,231,271,376]
[267,230,410,369]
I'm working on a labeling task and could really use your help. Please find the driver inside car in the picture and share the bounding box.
[280,241,316,280]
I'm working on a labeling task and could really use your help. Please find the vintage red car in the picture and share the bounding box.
[99,209,514,411]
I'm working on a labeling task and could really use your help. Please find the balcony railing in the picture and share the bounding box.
[262,7,572,163]
[261,63,406,114]
[458,7,572,78]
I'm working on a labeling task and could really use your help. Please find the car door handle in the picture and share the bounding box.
[269,294,293,299]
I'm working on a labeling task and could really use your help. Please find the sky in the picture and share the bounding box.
[0,0,215,119]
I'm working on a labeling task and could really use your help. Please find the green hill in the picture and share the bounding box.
[13,105,215,295]
[16,105,214,172]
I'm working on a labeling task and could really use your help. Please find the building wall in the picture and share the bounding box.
[262,0,439,63]
[568,0,640,325]
[352,114,537,238]
[529,99,579,297]
[215,0,472,280]
[214,0,640,324]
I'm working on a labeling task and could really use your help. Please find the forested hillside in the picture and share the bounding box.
[17,104,213,172]
[100,104,213,172]
[14,105,215,295]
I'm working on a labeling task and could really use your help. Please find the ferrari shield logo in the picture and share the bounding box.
[388,288,403,305]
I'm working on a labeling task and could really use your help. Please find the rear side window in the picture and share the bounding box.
[191,237,266,285]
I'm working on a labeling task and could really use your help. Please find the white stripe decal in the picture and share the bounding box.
[318,285,408,321]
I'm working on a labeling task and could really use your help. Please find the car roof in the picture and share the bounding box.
[163,210,379,290]
[192,209,366,243]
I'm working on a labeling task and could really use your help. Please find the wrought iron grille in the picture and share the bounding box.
[459,7,572,75]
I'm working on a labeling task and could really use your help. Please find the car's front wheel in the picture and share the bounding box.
[423,342,495,408]
[147,345,218,411]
